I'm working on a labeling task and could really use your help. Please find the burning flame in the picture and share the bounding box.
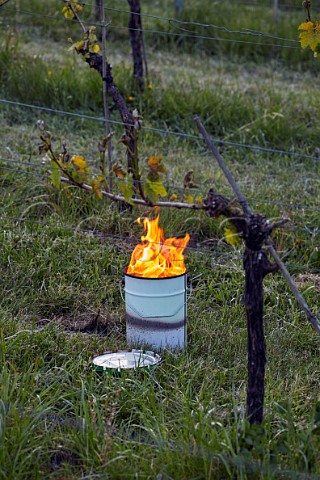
[127,215,190,278]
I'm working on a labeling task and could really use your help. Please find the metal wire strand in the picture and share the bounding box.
[1,99,319,164]
[1,160,320,213]
[0,215,319,273]
[1,5,300,49]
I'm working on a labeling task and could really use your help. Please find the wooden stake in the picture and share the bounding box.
[273,0,279,26]
[127,0,145,91]
[101,0,113,192]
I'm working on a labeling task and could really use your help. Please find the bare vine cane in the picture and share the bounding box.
[57,174,203,210]
[194,115,320,425]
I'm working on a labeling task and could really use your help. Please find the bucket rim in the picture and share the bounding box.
[123,268,188,280]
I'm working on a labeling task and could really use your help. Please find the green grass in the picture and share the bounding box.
[1,1,320,479]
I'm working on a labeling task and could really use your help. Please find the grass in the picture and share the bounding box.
[1,0,320,478]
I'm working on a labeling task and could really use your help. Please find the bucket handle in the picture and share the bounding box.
[119,276,192,319]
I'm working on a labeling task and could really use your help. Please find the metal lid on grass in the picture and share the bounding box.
[92,349,161,373]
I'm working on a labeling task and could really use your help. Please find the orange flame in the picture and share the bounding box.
[127,215,190,278]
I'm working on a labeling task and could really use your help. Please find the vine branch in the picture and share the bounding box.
[195,115,320,335]
[56,173,203,210]
[0,0,12,7]
[195,114,320,425]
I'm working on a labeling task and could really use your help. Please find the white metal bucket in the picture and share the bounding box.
[123,271,188,351]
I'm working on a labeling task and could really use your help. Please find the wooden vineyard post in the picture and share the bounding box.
[127,0,145,92]
[273,0,279,26]
[94,0,102,21]
[175,0,185,14]
[101,0,113,192]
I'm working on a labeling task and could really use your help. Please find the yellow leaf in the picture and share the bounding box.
[298,21,314,31]
[62,1,82,19]
[169,194,177,202]
[71,155,87,172]
[62,6,73,18]
[112,165,126,178]
[196,195,203,206]
[148,155,165,174]
[91,180,102,199]
[298,21,320,51]
[224,227,241,246]
[89,44,100,53]
[185,194,194,204]
[69,40,85,52]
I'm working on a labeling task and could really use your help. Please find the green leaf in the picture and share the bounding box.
[50,163,61,189]
[144,180,167,203]
[119,175,134,205]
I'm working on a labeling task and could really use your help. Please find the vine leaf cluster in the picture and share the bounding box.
[38,124,171,207]
[299,1,320,58]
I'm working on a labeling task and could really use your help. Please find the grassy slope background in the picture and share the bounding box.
[0,0,320,479]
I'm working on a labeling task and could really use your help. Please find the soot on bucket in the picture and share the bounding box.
[124,271,187,351]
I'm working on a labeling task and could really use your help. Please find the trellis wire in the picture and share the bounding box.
[90,0,320,12]
[0,214,239,258]
[1,158,320,214]
[1,5,301,49]
[188,0,320,11]
[1,99,319,165]
[1,5,318,263]
[85,2,301,44]
[1,164,320,241]
[2,153,319,183]
[79,1,301,44]
[0,215,319,274]
[0,165,48,179]
[111,25,300,49]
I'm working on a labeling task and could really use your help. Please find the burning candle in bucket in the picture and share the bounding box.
[124,213,190,351]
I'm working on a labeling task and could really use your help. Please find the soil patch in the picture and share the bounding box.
[36,312,125,336]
